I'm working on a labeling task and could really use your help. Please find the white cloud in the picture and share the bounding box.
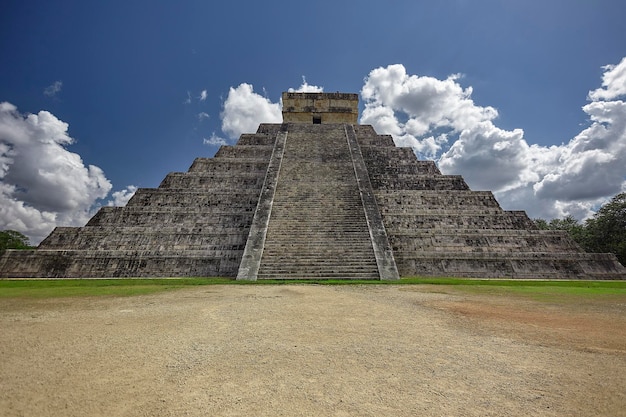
[198,112,210,121]
[588,56,626,101]
[439,122,529,192]
[199,90,208,101]
[361,65,499,159]
[220,83,282,140]
[0,102,113,244]
[203,132,228,146]
[531,99,626,201]
[360,61,626,221]
[288,76,324,93]
[107,185,137,207]
[219,80,328,141]
[44,81,63,97]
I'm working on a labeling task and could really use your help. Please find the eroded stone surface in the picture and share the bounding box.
[0,93,624,279]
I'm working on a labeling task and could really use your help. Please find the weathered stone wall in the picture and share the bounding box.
[0,249,236,278]
[356,127,625,279]
[281,92,358,124]
[0,127,279,278]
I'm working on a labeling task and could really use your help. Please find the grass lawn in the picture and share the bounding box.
[0,277,624,299]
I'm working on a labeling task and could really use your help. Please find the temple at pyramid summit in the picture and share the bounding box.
[1,92,624,279]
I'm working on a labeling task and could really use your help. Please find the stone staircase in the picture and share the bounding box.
[256,124,380,279]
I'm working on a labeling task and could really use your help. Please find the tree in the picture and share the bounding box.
[583,192,626,265]
[0,230,33,256]
[533,218,549,230]
[549,216,587,246]
[533,215,587,247]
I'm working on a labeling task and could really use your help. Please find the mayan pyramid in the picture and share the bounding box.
[1,92,624,279]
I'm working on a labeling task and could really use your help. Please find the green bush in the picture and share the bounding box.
[0,230,33,256]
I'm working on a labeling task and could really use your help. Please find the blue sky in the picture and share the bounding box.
[1,0,625,244]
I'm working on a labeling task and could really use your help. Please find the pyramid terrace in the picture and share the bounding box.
[1,92,624,279]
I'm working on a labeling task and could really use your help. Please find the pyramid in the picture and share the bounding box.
[1,92,624,279]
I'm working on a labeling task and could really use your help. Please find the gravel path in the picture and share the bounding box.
[1,285,625,416]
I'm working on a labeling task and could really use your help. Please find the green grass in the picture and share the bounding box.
[404,277,626,302]
[0,278,233,298]
[476,284,626,300]
[399,277,626,301]
[0,276,624,299]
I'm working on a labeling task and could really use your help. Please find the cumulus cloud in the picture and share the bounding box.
[530,99,626,202]
[288,76,324,93]
[0,102,113,244]
[220,83,282,140]
[361,65,498,159]
[439,123,529,192]
[219,79,327,141]
[588,57,626,101]
[360,61,626,220]
[106,185,137,207]
[43,81,63,97]
[199,90,208,101]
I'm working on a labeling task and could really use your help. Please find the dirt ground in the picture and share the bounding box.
[1,284,625,417]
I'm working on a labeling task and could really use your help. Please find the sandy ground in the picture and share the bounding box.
[1,284,625,417]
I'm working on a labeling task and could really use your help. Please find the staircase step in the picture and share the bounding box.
[257,124,379,280]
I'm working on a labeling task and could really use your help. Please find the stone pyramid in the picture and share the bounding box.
[1,92,624,279]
